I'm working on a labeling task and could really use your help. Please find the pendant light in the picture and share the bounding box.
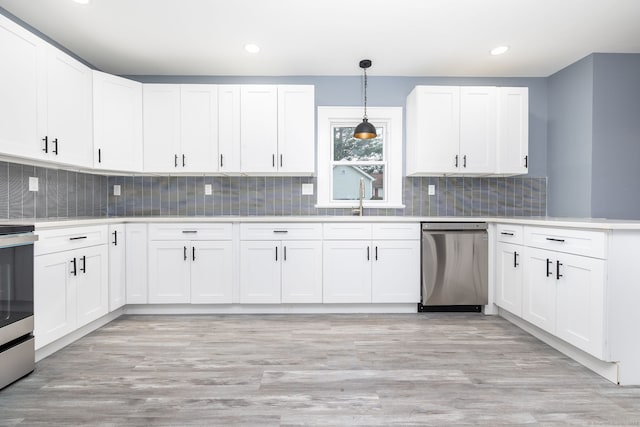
[354,59,377,140]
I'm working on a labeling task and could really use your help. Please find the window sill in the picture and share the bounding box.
[314,204,406,209]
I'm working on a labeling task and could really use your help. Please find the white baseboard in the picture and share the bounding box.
[124,303,419,315]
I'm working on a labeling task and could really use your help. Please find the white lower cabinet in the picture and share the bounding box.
[108,224,126,311]
[125,224,148,304]
[239,241,282,303]
[322,223,420,304]
[495,241,523,316]
[34,233,108,349]
[147,224,233,304]
[281,241,323,303]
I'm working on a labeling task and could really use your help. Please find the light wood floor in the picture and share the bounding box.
[1,313,640,426]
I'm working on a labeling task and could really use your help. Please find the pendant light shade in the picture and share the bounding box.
[354,59,377,140]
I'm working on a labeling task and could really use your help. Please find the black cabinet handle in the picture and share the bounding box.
[556,260,563,280]
[500,232,514,236]
[182,154,186,167]
[546,237,565,243]
[182,230,198,234]
[375,246,378,261]
[52,138,58,155]
[175,154,178,168]
[192,246,196,261]
[454,155,458,167]
[283,246,287,261]
[524,155,528,168]
[42,136,48,153]
[272,154,275,167]
[275,246,278,261]
[220,154,224,167]
[367,246,370,261]
[80,255,86,273]
[280,154,283,168]
[463,154,467,168]
[112,230,117,246]
[71,257,77,276]
[514,251,519,268]
[183,246,187,261]
[98,148,102,163]
[69,236,87,241]
[273,230,288,234]
[546,258,552,277]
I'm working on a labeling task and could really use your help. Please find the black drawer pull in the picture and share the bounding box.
[546,237,565,243]
[69,236,87,241]
[273,230,288,234]
[182,230,198,234]
[500,232,514,236]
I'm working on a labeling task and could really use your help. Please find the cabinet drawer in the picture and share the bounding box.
[372,223,420,240]
[323,223,372,240]
[35,225,108,256]
[496,224,524,244]
[148,223,232,240]
[240,223,322,240]
[524,226,607,259]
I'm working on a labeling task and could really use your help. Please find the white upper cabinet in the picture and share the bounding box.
[143,84,181,172]
[93,71,143,172]
[240,85,315,174]
[40,45,93,168]
[0,15,92,168]
[0,15,41,160]
[217,85,241,173]
[277,85,315,174]
[406,85,527,176]
[459,86,497,174]
[180,84,218,172]
[240,85,279,173]
[143,84,219,173]
[497,87,529,174]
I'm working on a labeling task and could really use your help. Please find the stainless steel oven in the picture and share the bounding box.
[0,225,38,389]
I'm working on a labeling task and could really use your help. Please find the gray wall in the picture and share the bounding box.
[547,55,594,217]
[591,54,640,219]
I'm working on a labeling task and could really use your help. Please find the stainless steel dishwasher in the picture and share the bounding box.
[419,222,488,312]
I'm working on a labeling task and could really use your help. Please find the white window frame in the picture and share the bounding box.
[316,106,404,208]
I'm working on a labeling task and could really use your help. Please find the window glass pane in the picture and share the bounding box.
[332,165,385,201]
[333,126,383,161]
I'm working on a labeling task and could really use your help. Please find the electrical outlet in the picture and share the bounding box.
[205,184,212,195]
[428,184,435,196]
[301,183,314,195]
[28,177,39,192]
[113,185,121,196]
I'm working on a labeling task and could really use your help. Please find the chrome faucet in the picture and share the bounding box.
[352,178,364,216]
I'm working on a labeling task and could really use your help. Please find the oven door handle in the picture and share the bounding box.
[0,234,39,247]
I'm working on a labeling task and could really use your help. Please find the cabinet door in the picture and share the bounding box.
[281,240,322,303]
[0,15,42,159]
[191,241,233,304]
[277,85,315,174]
[148,240,191,303]
[322,240,372,303]
[143,84,181,172]
[34,251,76,349]
[371,240,420,303]
[459,86,497,174]
[217,85,241,173]
[239,241,281,303]
[240,85,278,173]
[522,247,556,333]
[495,241,523,316]
[108,224,126,311]
[93,71,143,171]
[76,245,109,327]
[497,87,529,175]
[555,253,605,358]
[180,84,218,172]
[125,224,148,304]
[411,86,460,175]
[43,46,93,167]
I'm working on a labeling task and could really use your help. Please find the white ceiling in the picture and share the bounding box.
[1,0,640,77]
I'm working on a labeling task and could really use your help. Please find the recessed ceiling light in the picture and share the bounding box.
[490,45,509,56]
[73,0,90,4]
[244,44,260,54]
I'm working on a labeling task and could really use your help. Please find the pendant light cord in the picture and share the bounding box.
[363,67,368,120]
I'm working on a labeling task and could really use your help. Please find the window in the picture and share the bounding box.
[317,106,403,208]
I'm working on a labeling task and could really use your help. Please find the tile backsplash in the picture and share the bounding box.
[0,160,546,219]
